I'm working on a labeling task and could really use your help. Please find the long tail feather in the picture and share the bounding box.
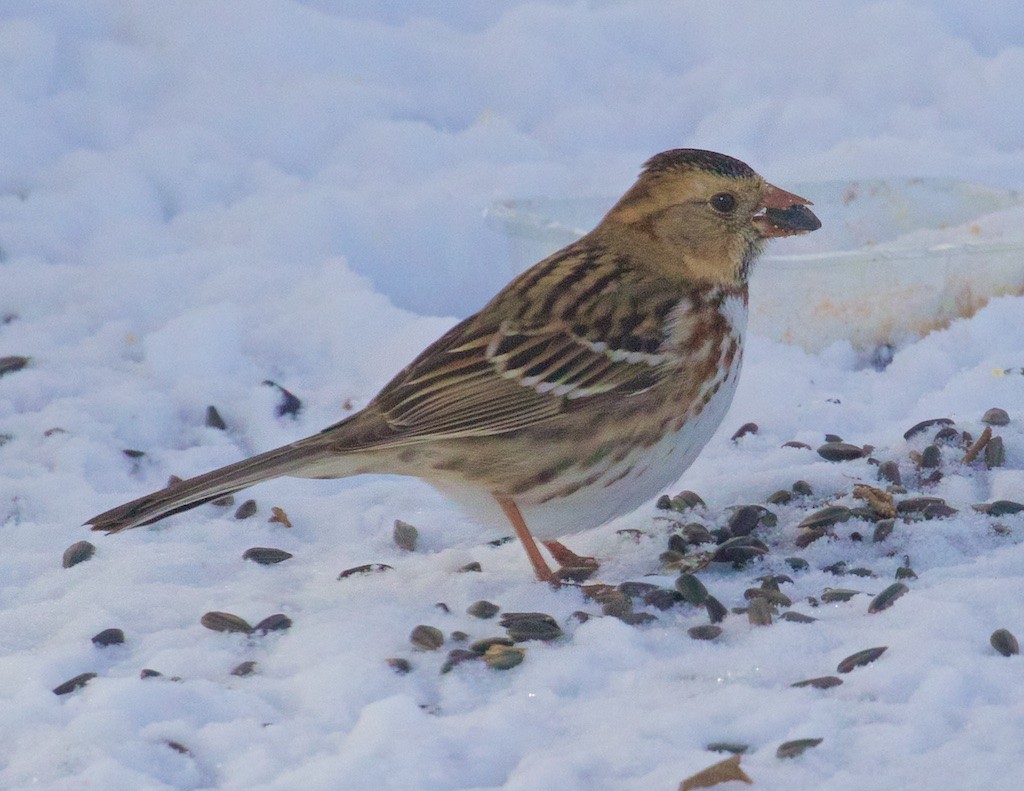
[86,437,342,534]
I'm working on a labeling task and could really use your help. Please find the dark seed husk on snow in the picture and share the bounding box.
[794,528,826,549]
[777,738,824,759]
[63,540,96,568]
[837,646,887,673]
[705,595,728,624]
[667,533,688,554]
[619,581,660,598]
[975,500,1024,516]
[470,636,515,654]
[450,631,469,642]
[872,519,895,543]
[661,550,715,574]
[675,573,709,605]
[672,490,707,510]
[410,625,445,651]
[122,449,145,459]
[644,588,684,610]
[211,495,235,507]
[393,519,418,551]
[483,644,526,670]
[727,505,776,536]
[878,460,902,486]
[934,426,959,443]
[817,442,865,462]
[500,612,563,642]
[849,506,884,522]
[91,628,125,647]
[895,564,918,580]
[234,499,257,519]
[337,563,393,579]
[786,557,810,571]
[990,628,1020,657]
[922,502,958,519]
[747,597,773,626]
[780,611,817,623]
[688,624,723,640]
[791,676,842,689]
[262,380,302,417]
[848,567,875,578]
[601,594,633,619]
[0,355,30,377]
[868,583,909,613]
[230,660,257,677]
[441,649,480,673]
[140,668,163,679]
[243,547,293,565]
[982,407,1010,426]
[457,561,482,572]
[706,742,749,754]
[986,436,1006,468]
[745,588,792,608]
[783,440,812,450]
[712,536,769,564]
[799,506,852,530]
[656,494,673,510]
[896,497,946,514]
[920,444,941,468]
[731,422,759,440]
[619,611,658,626]
[903,417,953,440]
[205,405,227,430]
[767,489,793,505]
[255,613,292,634]
[467,600,500,619]
[53,672,97,696]
[682,523,715,545]
[386,657,412,674]
[200,611,254,635]
[821,588,861,603]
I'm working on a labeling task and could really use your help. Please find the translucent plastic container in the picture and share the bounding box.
[486,178,1024,353]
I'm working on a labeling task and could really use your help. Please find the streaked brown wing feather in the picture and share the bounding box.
[324,243,692,448]
[370,318,677,444]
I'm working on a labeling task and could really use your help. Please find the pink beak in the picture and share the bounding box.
[754,184,821,238]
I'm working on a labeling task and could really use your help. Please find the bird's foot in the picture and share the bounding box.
[543,540,600,583]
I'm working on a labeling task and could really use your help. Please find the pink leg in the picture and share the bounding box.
[495,495,556,583]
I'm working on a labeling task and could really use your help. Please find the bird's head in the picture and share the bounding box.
[600,149,820,286]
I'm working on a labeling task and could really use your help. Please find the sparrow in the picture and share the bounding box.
[87,149,820,582]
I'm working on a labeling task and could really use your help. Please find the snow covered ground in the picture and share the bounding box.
[2,2,1024,789]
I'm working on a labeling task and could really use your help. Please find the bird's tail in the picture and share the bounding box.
[86,436,347,534]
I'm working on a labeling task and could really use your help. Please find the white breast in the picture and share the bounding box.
[516,293,748,539]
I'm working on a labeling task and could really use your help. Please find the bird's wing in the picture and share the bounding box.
[362,302,682,445]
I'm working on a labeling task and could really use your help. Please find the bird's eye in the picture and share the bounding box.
[710,192,736,214]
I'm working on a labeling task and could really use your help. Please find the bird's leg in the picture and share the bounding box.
[495,495,556,583]
[542,541,600,578]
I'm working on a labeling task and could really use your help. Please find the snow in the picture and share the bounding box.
[2,2,1024,789]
